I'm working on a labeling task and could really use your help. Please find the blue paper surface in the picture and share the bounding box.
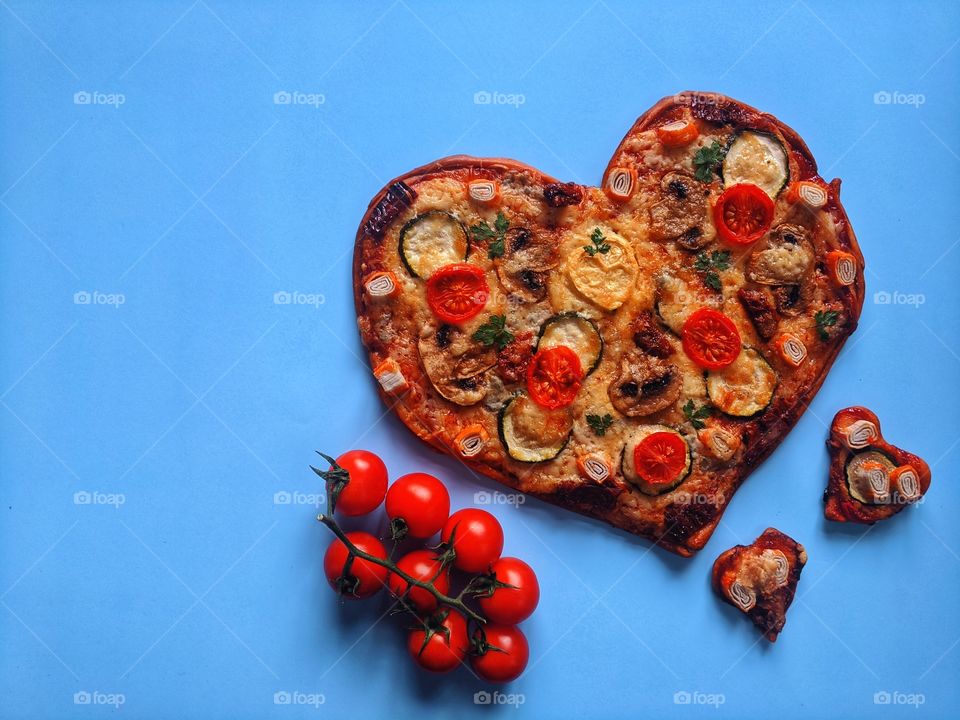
[2,1,958,718]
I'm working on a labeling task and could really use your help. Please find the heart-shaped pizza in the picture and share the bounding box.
[353,92,865,557]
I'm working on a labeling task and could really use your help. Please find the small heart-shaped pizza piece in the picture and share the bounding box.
[711,527,807,642]
[824,406,932,523]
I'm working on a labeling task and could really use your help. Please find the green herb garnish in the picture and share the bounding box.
[693,141,725,183]
[584,227,611,256]
[814,310,840,341]
[682,400,712,430]
[470,211,510,259]
[694,249,731,291]
[472,314,514,350]
[586,413,614,437]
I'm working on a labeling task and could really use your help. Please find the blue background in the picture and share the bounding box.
[2,1,958,718]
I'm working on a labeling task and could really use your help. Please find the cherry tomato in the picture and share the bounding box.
[425,263,489,324]
[478,557,540,624]
[681,308,741,370]
[655,119,699,147]
[323,532,388,599]
[526,346,583,409]
[633,432,688,487]
[408,610,469,673]
[385,473,450,539]
[440,508,504,574]
[471,625,529,683]
[388,550,450,612]
[713,183,774,246]
[329,450,388,517]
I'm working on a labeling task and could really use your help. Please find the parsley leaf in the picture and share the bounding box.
[693,141,725,183]
[814,310,840,341]
[682,400,712,430]
[471,314,514,350]
[694,249,731,292]
[470,212,510,259]
[584,227,611,256]
[586,413,614,437]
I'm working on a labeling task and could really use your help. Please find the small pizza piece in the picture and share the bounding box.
[604,167,637,201]
[711,527,807,642]
[824,407,932,523]
[363,270,400,299]
[373,358,408,394]
[467,179,500,204]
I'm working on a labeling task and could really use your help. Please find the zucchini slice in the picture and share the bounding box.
[497,395,572,463]
[845,450,896,505]
[620,424,692,495]
[722,131,789,198]
[536,313,603,375]
[706,347,778,417]
[398,210,469,278]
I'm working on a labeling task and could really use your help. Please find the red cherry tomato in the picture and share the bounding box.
[388,550,450,612]
[471,625,529,683]
[526,345,584,409]
[713,183,774,246]
[440,508,504,574]
[633,432,688,488]
[330,450,388,517]
[681,308,741,370]
[323,532,388,599]
[478,557,540,624]
[408,610,469,673]
[385,473,450,539]
[425,263,489,324]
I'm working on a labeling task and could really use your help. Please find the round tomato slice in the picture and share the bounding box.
[681,308,741,370]
[425,263,489,324]
[713,183,775,246]
[526,346,583,409]
[633,432,688,487]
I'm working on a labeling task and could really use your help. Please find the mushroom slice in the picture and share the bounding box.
[747,224,814,286]
[607,350,681,417]
[648,171,710,249]
[418,325,497,406]
[495,227,557,302]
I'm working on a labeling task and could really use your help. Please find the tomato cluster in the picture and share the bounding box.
[318,449,538,683]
